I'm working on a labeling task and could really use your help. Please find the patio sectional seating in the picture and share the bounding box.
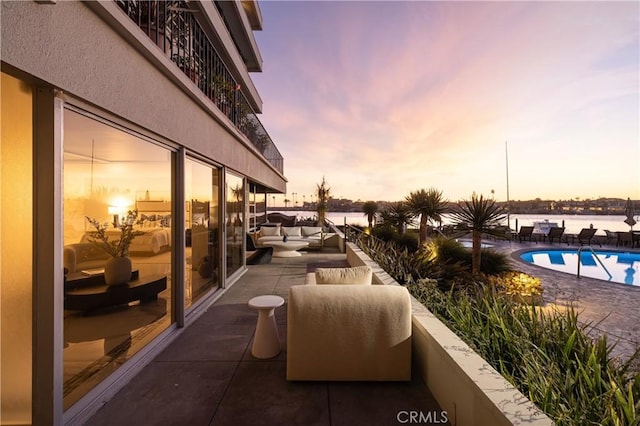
[245,233,273,265]
[252,224,331,250]
[288,266,409,381]
[286,283,412,381]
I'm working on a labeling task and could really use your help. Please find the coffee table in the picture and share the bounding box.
[262,241,309,257]
[64,273,167,313]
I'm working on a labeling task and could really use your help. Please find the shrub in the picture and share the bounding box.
[408,280,640,426]
[421,237,513,279]
[354,233,442,285]
[482,271,543,297]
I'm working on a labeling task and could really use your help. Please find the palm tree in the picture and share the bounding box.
[315,176,330,225]
[449,193,506,275]
[380,201,414,235]
[405,188,448,246]
[362,201,378,229]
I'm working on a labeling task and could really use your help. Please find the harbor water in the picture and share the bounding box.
[271,211,638,236]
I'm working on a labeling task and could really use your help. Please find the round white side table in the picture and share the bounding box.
[248,295,285,359]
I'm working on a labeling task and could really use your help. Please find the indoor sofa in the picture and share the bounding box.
[287,266,412,381]
[64,243,110,274]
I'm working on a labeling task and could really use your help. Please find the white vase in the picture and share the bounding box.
[104,256,132,286]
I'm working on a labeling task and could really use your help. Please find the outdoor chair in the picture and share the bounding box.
[604,230,619,245]
[516,226,537,243]
[546,227,565,244]
[487,225,512,241]
[245,233,273,265]
[617,231,634,247]
[563,228,600,246]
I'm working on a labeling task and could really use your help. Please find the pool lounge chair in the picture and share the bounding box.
[563,228,601,247]
[546,227,565,244]
[516,226,537,243]
[604,230,618,245]
[617,231,634,247]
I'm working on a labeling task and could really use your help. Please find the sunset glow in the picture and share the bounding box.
[253,1,639,203]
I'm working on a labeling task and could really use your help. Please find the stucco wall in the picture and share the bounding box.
[1,72,33,425]
[0,1,285,192]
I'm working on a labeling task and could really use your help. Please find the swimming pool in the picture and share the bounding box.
[456,240,495,249]
[520,249,640,287]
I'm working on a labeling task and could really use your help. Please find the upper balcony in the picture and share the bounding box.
[115,0,283,174]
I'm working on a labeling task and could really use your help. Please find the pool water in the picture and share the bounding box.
[457,240,495,249]
[520,250,640,287]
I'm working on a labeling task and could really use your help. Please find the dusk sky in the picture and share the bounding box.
[252,1,639,205]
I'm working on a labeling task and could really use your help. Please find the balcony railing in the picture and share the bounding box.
[115,0,283,174]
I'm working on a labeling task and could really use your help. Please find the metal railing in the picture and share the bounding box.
[576,246,612,280]
[115,0,284,173]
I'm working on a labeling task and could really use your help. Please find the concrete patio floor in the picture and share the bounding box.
[87,249,443,426]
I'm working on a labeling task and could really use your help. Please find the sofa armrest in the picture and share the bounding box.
[287,284,412,381]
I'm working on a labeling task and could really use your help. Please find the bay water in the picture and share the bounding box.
[272,210,637,236]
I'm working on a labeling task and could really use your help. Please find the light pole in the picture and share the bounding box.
[293,192,297,208]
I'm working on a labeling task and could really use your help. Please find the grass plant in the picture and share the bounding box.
[408,280,640,425]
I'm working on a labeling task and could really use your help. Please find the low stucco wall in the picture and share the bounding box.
[345,243,553,426]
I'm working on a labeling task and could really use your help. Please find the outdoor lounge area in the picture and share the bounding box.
[87,242,553,425]
[86,249,443,425]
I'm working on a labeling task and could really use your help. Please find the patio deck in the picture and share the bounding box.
[87,249,443,425]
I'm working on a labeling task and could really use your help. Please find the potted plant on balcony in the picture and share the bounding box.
[86,210,144,286]
[171,53,201,85]
[137,1,180,57]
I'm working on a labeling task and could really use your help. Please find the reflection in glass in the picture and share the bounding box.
[62,110,173,409]
[226,173,244,277]
[185,159,220,307]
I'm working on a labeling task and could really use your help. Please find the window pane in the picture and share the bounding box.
[225,173,244,277]
[63,110,173,408]
[185,158,220,307]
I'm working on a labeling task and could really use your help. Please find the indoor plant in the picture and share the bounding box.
[86,209,144,285]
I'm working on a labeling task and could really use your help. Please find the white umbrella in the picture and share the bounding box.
[624,198,636,230]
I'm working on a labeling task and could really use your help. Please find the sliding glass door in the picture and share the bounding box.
[185,158,220,308]
[225,173,244,278]
[62,109,173,408]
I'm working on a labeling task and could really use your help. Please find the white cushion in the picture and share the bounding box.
[260,226,281,237]
[302,226,323,237]
[314,266,372,285]
[283,226,302,237]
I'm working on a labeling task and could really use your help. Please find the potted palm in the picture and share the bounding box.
[86,210,144,286]
[315,176,330,226]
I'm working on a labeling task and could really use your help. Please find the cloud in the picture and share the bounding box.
[255,1,639,202]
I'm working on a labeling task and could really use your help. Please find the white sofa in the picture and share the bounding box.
[253,225,332,250]
[287,282,412,381]
[64,243,110,273]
